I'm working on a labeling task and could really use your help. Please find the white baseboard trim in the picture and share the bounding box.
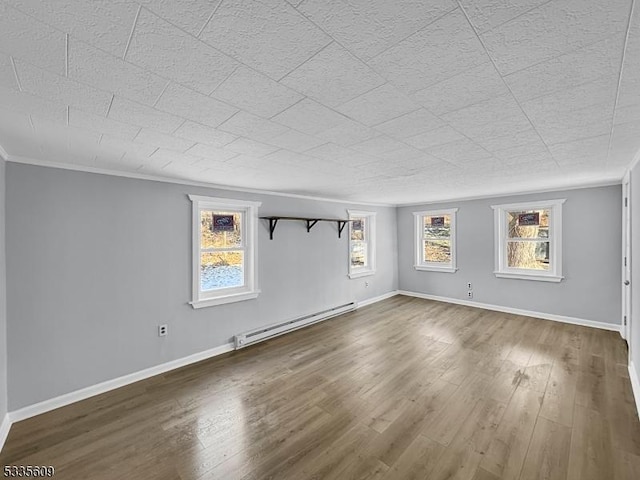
[630,362,640,421]
[357,290,400,308]
[8,342,234,424]
[0,414,11,452]
[398,290,621,333]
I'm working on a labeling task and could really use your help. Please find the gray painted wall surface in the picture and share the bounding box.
[6,163,398,410]
[397,185,622,325]
[0,160,7,420]
[630,165,640,372]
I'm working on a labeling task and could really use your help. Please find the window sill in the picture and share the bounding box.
[191,290,260,309]
[414,265,457,273]
[494,272,563,283]
[348,270,376,279]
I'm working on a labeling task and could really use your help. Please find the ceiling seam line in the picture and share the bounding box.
[605,0,636,166]
[196,0,224,39]
[122,5,141,60]
[455,1,561,168]
[10,56,23,92]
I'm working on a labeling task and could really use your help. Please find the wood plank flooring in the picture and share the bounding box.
[1,296,639,479]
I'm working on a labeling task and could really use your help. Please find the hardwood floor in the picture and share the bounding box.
[1,296,639,479]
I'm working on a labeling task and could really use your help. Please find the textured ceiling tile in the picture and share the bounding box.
[0,108,42,157]
[108,96,183,133]
[266,129,326,153]
[458,0,549,33]
[426,138,493,165]
[137,0,219,36]
[212,66,303,118]
[199,0,331,79]
[413,62,509,115]
[373,109,444,139]
[316,120,379,147]
[0,53,18,90]
[474,127,545,154]
[218,111,289,142]
[613,103,640,126]
[297,0,456,61]
[481,0,632,75]
[280,42,385,107]
[173,121,237,148]
[68,108,141,141]
[405,125,467,150]
[126,9,238,95]
[99,134,158,159]
[0,86,66,123]
[16,61,112,116]
[225,137,280,157]
[504,36,624,102]
[369,9,487,92]
[68,39,168,106]
[155,83,238,128]
[351,135,407,156]
[272,99,351,135]
[134,128,194,152]
[441,95,532,142]
[336,84,416,126]
[6,0,138,57]
[186,143,238,161]
[547,134,610,165]
[305,143,376,167]
[376,145,435,163]
[150,148,203,166]
[0,3,65,76]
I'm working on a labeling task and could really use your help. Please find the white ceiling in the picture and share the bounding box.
[0,0,638,204]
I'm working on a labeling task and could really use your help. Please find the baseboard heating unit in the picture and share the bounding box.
[234,302,356,349]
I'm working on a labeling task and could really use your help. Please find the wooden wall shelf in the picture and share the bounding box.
[259,216,353,240]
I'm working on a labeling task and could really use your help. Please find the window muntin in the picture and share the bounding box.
[492,200,564,282]
[189,196,261,308]
[413,209,458,273]
[348,210,376,278]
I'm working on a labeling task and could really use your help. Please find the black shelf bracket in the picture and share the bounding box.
[337,220,348,238]
[267,218,278,240]
[260,216,353,240]
[306,219,319,232]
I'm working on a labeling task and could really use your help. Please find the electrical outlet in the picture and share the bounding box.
[365,281,369,288]
[467,291,473,299]
[158,324,168,337]
[467,282,472,289]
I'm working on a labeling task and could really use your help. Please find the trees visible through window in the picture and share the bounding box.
[413,208,458,273]
[348,210,376,278]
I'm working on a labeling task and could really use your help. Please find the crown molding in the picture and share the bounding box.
[7,155,395,207]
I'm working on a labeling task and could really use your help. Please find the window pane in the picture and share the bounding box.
[351,241,367,267]
[507,241,550,270]
[424,214,451,239]
[201,251,244,291]
[507,209,549,239]
[424,240,451,263]
[351,217,366,241]
[201,211,242,249]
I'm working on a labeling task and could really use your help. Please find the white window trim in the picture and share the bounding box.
[491,198,565,283]
[189,195,262,308]
[413,208,458,273]
[348,210,377,279]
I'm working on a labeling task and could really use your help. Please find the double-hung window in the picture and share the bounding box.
[189,195,261,308]
[413,208,458,273]
[492,199,565,282]
[348,210,376,278]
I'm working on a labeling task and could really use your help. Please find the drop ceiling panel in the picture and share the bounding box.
[137,0,218,37]
[107,96,183,134]
[133,128,194,152]
[266,129,327,153]
[458,0,550,34]
[173,121,237,148]
[218,111,289,142]
[69,109,141,141]
[272,99,351,135]
[373,109,444,140]
[336,83,416,126]
[199,0,331,79]
[186,143,238,161]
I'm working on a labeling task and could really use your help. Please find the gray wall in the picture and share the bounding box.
[0,159,6,421]
[5,163,398,410]
[631,165,640,373]
[398,185,622,325]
